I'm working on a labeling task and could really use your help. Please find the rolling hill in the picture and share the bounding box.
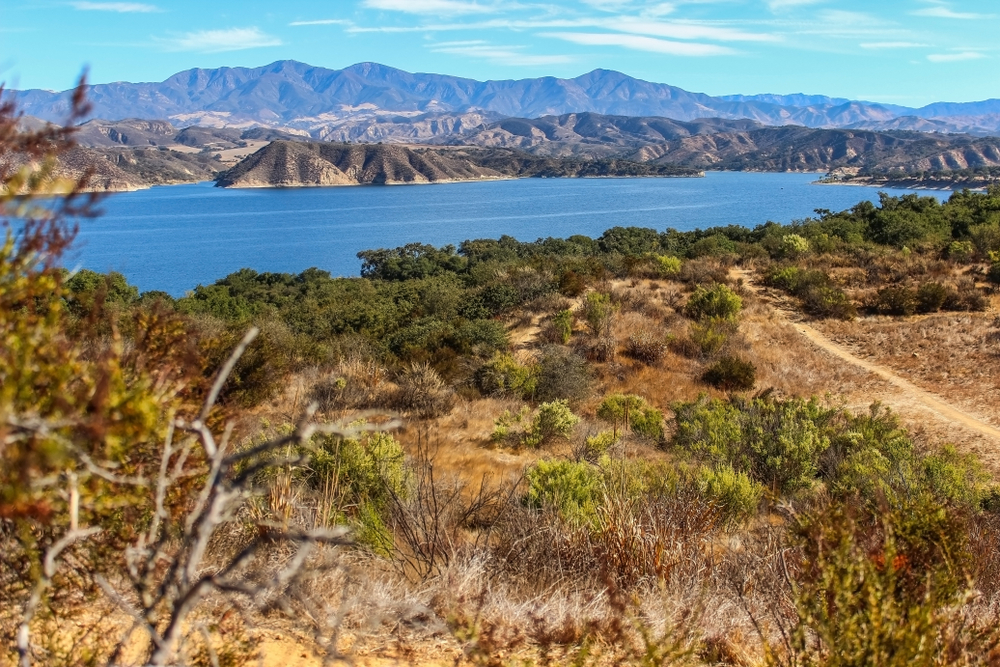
[214,142,701,188]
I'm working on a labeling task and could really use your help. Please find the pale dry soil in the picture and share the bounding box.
[169,140,271,166]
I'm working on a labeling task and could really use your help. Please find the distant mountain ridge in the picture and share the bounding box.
[12,60,1000,138]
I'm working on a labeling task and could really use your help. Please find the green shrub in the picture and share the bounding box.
[596,394,664,441]
[689,317,735,356]
[697,465,763,526]
[491,406,531,444]
[988,252,1000,286]
[522,399,581,448]
[552,309,574,344]
[800,284,857,320]
[582,291,616,336]
[948,240,976,263]
[870,286,918,316]
[764,265,805,292]
[922,444,993,508]
[64,269,140,313]
[475,352,539,399]
[766,267,856,320]
[558,269,586,297]
[672,395,832,494]
[525,459,600,526]
[779,233,811,258]
[453,319,509,356]
[309,431,408,553]
[580,430,618,461]
[684,283,742,321]
[916,282,948,313]
[655,255,683,277]
[204,318,305,408]
[782,502,985,667]
[702,356,757,391]
[535,346,592,403]
[969,223,1000,257]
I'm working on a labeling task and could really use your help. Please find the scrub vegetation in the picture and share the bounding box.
[5,91,1000,667]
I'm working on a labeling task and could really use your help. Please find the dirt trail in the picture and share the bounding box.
[736,269,1000,443]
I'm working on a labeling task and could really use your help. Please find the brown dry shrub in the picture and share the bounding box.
[391,362,456,418]
[679,259,731,287]
[625,329,667,365]
[309,357,391,412]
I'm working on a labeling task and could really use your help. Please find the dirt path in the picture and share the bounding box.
[737,269,1000,443]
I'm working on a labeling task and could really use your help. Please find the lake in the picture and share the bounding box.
[65,173,952,296]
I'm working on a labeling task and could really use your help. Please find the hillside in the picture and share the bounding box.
[42,146,224,192]
[214,142,701,188]
[631,127,1000,172]
[449,112,765,157]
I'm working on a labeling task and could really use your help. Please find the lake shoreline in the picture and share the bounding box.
[74,173,955,296]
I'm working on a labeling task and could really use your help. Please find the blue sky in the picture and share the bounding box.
[2,0,998,106]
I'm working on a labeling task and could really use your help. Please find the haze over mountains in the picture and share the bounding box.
[13,60,1000,138]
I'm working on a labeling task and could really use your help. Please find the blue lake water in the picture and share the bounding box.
[65,173,952,296]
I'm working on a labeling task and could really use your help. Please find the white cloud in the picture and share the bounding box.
[913,4,992,20]
[927,51,987,62]
[860,41,929,49]
[363,0,502,14]
[430,40,572,65]
[289,19,351,26]
[541,31,735,55]
[606,17,779,42]
[72,2,160,11]
[160,27,282,53]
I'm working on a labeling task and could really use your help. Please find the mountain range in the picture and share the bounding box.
[13,60,1000,138]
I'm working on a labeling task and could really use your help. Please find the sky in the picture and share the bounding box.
[2,0,998,107]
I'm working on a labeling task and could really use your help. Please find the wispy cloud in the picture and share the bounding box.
[914,7,990,19]
[766,0,825,10]
[912,2,993,20]
[347,15,776,43]
[363,0,504,14]
[159,27,282,53]
[430,40,572,65]
[541,32,735,56]
[72,2,160,12]
[289,19,351,26]
[860,41,929,49]
[605,18,779,42]
[927,51,987,62]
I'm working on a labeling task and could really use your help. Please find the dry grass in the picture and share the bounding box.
[812,312,1000,426]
